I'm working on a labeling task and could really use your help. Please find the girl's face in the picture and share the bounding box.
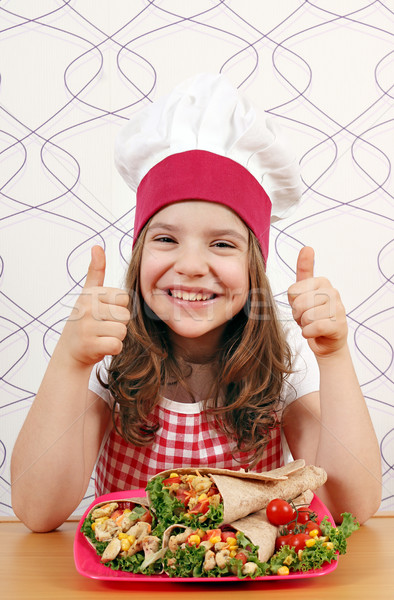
[140,201,249,353]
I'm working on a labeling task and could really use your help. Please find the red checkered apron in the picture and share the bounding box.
[95,398,284,496]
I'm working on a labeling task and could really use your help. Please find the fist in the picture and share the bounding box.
[287,247,348,358]
[63,246,130,366]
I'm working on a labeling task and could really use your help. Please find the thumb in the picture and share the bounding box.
[84,245,106,288]
[296,246,315,282]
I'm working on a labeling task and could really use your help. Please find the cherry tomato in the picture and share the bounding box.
[275,534,292,551]
[287,533,310,551]
[266,499,295,526]
[234,551,248,565]
[221,531,237,542]
[304,521,322,536]
[295,508,314,524]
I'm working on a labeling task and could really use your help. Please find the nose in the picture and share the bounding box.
[174,243,209,278]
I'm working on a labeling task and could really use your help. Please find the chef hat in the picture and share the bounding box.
[115,73,302,263]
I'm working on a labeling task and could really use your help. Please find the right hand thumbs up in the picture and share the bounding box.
[63,246,131,367]
[84,245,106,288]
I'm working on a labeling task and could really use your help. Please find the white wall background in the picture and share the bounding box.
[1,0,393,517]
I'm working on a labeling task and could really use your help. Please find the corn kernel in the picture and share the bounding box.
[277,566,290,576]
[229,549,237,558]
[227,537,237,547]
[198,493,208,501]
[309,529,320,538]
[123,509,131,515]
[91,523,96,531]
[322,542,334,550]
[169,473,179,478]
[188,535,201,546]
[298,550,303,560]
[210,536,221,544]
[118,532,128,540]
[121,539,131,551]
[319,536,329,542]
[283,555,294,566]
[94,516,109,525]
[127,535,136,545]
[305,538,316,548]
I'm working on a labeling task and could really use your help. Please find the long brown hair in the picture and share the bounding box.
[100,222,292,467]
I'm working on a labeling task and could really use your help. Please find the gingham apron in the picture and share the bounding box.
[95,397,283,496]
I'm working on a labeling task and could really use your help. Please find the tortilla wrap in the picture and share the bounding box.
[83,497,154,559]
[214,465,327,523]
[156,459,305,482]
[230,509,277,562]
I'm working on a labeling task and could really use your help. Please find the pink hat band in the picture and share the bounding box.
[133,150,272,262]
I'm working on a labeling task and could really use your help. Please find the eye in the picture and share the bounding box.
[154,236,176,244]
[212,241,235,248]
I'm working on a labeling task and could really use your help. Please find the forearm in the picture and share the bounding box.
[11,340,96,531]
[314,345,382,523]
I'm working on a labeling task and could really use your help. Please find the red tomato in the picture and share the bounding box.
[304,521,322,536]
[275,534,292,551]
[175,489,189,506]
[234,552,248,565]
[117,501,135,511]
[163,476,182,486]
[287,533,310,551]
[202,529,222,542]
[189,501,210,515]
[207,485,219,497]
[221,531,237,542]
[266,499,295,526]
[139,509,153,524]
[110,509,124,521]
[295,508,314,524]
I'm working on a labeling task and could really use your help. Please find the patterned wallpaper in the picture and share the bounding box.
[1,1,393,517]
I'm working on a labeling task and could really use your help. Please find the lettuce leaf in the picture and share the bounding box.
[146,476,224,530]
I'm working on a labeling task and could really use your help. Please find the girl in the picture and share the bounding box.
[11,74,381,532]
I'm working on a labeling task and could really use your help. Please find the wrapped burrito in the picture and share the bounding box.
[80,497,163,574]
[146,461,327,529]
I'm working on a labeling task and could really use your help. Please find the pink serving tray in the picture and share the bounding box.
[74,489,338,582]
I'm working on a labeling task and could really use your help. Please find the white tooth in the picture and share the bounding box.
[182,291,191,301]
[196,293,202,301]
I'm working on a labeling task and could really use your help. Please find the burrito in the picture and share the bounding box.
[146,461,327,529]
[80,497,162,574]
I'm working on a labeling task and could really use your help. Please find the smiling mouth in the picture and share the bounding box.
[168,289,216,302]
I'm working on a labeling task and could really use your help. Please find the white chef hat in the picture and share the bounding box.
[115,73,302,263]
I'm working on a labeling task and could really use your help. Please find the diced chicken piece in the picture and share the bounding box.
[242,562,258,576]
[190,476,212,495]
[203,550,216,571]
[94,518,120,542]
[142,535,161,559]
[209,494,221,508]
[200,540,213,551]
[101,537,121,563]
[215,549,230,569]
[168,528,193,553]
[126,522,152,557]
[91,502,118,520]
[214,542,227,552]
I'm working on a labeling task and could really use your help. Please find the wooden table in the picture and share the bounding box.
[1,515,393,600]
